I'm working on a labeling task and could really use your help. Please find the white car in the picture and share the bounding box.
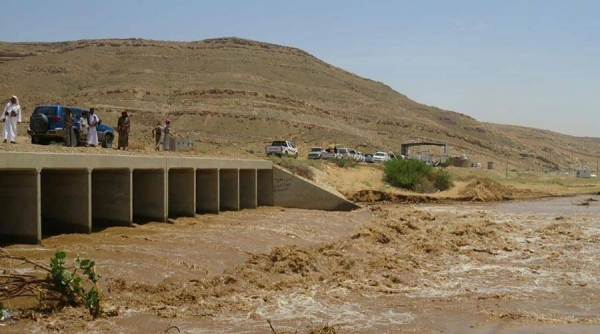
[307,147,324,159]
[373,151,391,162]
[265,140,299,158]
[321,148,341,159]
[353,151,365,162]
[337,147,354,159]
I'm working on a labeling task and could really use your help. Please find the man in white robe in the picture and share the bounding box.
[86,108,99,147]
[2,95,22,143]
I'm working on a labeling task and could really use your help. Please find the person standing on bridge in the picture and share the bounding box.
[79,111,89,146]
[2,95,22,143]
[117,110,131,150]
[63,109,77,147]
[87,108,100,147]
[162,118,172,151]
[152,121,163,151]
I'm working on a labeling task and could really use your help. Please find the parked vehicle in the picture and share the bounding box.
[28,105,114,148]
[321,148,341,159]
[337,147,354,159]
[307,147,324,159]
[265,140,299,158]
[364,153,375,163]
[373,151,391,162]
[353,151,366,162]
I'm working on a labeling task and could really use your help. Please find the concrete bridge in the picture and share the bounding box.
[0,153,357,244]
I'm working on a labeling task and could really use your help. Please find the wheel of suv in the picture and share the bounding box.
[102,134,114,148]
[30,113,49,134]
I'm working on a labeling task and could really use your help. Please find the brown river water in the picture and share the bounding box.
[2,195,600,333]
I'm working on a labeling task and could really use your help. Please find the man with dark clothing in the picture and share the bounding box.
[63,109,77,147]
[152,121,163,151]
[117,111,130,150]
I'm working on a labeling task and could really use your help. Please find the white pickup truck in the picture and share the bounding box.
[265,140,299,158]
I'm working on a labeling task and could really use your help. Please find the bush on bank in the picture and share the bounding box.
[383,159,453,192]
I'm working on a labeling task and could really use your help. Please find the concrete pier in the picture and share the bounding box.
[0,152,357,244]
[196,169,219,214]
[41,169,90,235]
[257,169,273,206]
[239,169,257,210]
[133,169,166,222]
[92,169,131,227]
[168,168,195,217]
[0,170,39,243]
[219,169,239,211]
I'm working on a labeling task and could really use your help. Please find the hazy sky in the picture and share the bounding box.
[2,0,599,136]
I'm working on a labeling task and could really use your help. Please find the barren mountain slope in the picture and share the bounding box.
[0,37,597,168]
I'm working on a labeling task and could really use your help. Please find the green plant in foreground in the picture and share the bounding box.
[48,250,103,317]
[383,159,453,192]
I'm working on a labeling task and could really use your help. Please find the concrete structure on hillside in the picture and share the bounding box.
[576,169,592,178]
[0,153,357,244]
[401,141,449,165]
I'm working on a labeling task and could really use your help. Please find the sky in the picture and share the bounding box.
[2,0,599,137]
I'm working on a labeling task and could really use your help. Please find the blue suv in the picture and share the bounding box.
[27,105,115,148]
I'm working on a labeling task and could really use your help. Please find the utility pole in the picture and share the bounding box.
[505,155,509,178]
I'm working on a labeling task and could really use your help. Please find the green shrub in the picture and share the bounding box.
[383,159,453,192]
[433,168,452,191]
[48,250,103,317]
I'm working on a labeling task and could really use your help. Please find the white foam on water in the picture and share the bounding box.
[253,287,415,330]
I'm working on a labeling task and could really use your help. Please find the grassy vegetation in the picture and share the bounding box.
[270,157,322,180]
[383,159,453,192]
[329,158,358,168]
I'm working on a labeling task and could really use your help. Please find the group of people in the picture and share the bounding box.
[2,94,174,151]
[64,109,173,151]
[152,118,172,151]
[62,107,102,147]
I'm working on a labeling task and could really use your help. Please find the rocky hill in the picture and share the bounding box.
[0,37,598,170]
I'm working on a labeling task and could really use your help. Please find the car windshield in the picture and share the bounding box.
[310,147,322,152]
[375,153,386,157]
[33,106,57,116]
[271,141,287,146]
[338,148,348,153]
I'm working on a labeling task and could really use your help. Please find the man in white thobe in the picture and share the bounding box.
[2,95,22,143]
[86,108,99,147]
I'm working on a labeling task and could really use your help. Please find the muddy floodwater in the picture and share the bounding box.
[2,196,600,333]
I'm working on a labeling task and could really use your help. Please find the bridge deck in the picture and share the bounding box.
[0,152,357,244]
